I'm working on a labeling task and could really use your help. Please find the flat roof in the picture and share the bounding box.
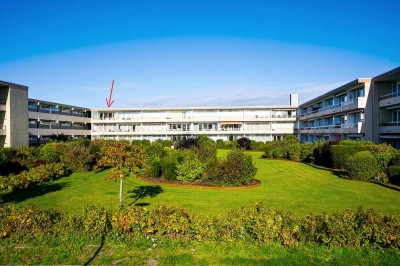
[28,98,89,111]
[91,105,298,112]
[0,80,28,91]
[299,78,371,107]
[372,66,400,82]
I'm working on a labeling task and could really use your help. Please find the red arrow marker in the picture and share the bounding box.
[106,80,115,108]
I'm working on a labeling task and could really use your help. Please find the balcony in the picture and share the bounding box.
[379,93,400,108]
[299,97,366,120]
[0,125,5,135]
[379,121,400,134]
[299,122,362,134]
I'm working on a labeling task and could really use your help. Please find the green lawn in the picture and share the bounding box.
[2,150,399,216]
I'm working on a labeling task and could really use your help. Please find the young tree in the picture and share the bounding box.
[97,140,147,206]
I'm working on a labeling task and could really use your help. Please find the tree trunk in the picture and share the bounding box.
[119,178,123,207]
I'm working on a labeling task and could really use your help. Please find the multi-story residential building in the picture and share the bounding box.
[91,95,298,142]
[28,99,91,145]
[2,66,400,148]
[298,78,373,142]
[372,66,400,148]
[0,81,29,147]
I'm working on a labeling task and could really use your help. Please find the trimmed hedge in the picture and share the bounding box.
[347,151,379,180]
[330,144,374,169]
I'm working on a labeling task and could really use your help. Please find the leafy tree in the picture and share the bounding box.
[97,140,147,206]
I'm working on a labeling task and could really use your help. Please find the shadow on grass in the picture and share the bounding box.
[0,182,69,203]
[127,185,163,206]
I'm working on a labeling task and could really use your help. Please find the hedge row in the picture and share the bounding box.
[0,163,71,192]
[1,203,399,249]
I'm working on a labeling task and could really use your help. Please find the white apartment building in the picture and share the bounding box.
[298,79,372,142]
[91,98,298,142]
[2,66,400,148]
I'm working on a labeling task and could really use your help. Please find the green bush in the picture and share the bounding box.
[388,165,400,185]
[263,136,301,160]
[390,153,400,166]
[40,142,67,163]
[216,139,225,149]
[149,161,162,178]
[0,163,71,192]
[61,146,94,172]
[176,153,206,182]
[204,149,257,187]
[160,151,179,180]
[194,135,217,164]
[346,151,379,180]
[313,141,339,168]
[331,144,374,169]
[250,140,265,151]
[300,142,317,162]
[224,140,238,149]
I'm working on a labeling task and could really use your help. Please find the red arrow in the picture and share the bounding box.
[106,80,115,108]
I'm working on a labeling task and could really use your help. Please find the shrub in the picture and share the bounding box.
[216,139,225,149]
[390,153,400,166]
[40,142,67,163]
[224,140,238,149]
[145,142,166,163]
[204,149,257,187]
[0,163,71,192]
[313,141,339,168]
[250,141,265,151]
[346,151,379,180]
[61,146,94,172]
[330,144,374,169]
[149,161,162,178]
[160,151,179,180]
[300,142,317,162]
[176,153,206,182]
[388,165,400,185]
[237,137,251,150]
[374,152,394,172]
[194,135,217,164]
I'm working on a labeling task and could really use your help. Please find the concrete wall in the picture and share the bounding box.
[6,87,28,147]
[362,80,374,141]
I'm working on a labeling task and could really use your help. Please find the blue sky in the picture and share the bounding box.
[0,0,399,108]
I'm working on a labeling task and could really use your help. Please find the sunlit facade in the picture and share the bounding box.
[91,102,298,142]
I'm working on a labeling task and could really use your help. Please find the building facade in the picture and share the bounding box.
[28,99,91,145]
[372,67,400,148]
[91,103,298,142]
[2,66,400,148]
[0,81,29,147]
[298,79,372,142]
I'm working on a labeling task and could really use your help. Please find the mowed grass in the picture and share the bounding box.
[2,150,400,216]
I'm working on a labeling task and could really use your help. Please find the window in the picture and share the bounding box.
[392,110,400,122]
[393,81,400,96]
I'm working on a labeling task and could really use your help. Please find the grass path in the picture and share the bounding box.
[2,151,400,216]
